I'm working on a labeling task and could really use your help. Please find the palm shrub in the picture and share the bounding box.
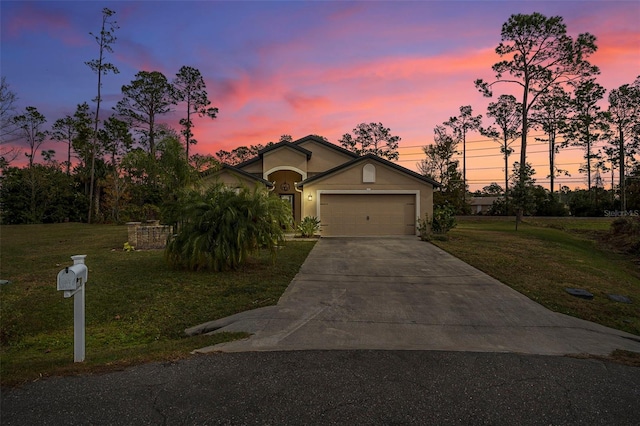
[297,216,321,237]
[165,184,292,271]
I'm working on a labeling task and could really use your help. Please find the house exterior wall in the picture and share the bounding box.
[300,160,434,231]
[203,170,263,190]
[239,161,263,175]
[262,148,308,177]
[297,140,355,173]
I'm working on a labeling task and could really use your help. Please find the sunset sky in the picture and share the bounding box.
[2,1,639,191]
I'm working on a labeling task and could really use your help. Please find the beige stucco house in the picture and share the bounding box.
[208,135,439,236]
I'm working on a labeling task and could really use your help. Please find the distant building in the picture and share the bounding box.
[469,197,500,215]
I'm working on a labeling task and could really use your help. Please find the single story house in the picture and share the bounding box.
[469,196,500,215]
[207,135,439,236]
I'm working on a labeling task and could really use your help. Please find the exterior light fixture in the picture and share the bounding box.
[308,194,313,201]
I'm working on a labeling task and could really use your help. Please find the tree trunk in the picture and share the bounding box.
[620,127,626,211]
[503,137,509,215]
[67,141,71,175]
[549,133,554,195]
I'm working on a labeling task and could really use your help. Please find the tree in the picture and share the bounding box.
[115,70,175,159]
[480,182,505,196]
[190,153,219,173]
[562,78,607,192]
[215,142,275,165]
[86,7,119,224]
[173,66,219,159]
[0,162,87,224]
[12,106,47,168]
[510,162,537,228]
[339,122,400,160]
[418,126,468,213]
[444,105,481,190]
[475,12,599,226]
[480,94,522,209]
[99,116,133,167]
[69,103,94,168]
[605,76,640,211]
[52,110,86,175]
[0,77,20,164]
[531,85,571,194]
[98,116,133,222]
[418,126,456,184]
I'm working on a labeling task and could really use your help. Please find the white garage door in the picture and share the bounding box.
[320,194,416,236]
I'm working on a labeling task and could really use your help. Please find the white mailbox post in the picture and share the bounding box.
[57,255,88,362]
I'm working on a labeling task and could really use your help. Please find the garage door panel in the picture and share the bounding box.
[321,194,416,236]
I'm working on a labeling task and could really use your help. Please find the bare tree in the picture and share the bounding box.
[1,77,20,165]
[86,7,119,223]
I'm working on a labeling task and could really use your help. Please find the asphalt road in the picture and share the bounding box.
[2,350,639,425]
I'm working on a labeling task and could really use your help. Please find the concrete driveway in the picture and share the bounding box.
[190,237,640,356]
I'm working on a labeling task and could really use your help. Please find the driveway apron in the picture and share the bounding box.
[193,237,640,355]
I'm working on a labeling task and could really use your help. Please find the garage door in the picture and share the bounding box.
[320,194,416,236]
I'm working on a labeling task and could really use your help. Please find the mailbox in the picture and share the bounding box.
[56,255,88,362]
[57,264,87,291]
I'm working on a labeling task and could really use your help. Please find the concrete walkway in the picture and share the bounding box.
[190,237,640,356]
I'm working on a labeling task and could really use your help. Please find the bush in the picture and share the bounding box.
[297,216,320,237]
[607,216,640,255]
[417,213,431,241]
[165,185,292,271]
[611,216,640,236]
[417,205,457,241]
[431,204,457,234]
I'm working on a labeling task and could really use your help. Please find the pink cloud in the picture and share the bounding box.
[5,3,86,47]
[284,93,333,112]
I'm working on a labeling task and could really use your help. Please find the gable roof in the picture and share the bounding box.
[292,135,359,159]
[211,163,274,187]
[297,153,441,188]
[235,140,313,169]
[259,141,313,159]
[235,135,357,169]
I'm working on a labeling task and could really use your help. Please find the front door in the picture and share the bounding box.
[280,194,294,218]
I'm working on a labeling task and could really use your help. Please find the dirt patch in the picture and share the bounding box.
[568,349,640,367]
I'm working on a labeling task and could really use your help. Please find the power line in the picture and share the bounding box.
[397,134,551,149]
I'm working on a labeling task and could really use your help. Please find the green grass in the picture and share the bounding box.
[0,223,315,386]
[432,217,640,336]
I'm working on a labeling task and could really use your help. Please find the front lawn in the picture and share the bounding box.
[431,217,640,336]
[0,223,315,385]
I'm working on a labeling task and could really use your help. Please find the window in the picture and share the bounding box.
[363,164,376,183]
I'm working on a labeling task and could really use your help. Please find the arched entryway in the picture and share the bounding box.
[268,170,303,223]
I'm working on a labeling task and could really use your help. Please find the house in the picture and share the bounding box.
[469,196,500,215]
[207,135,439,236]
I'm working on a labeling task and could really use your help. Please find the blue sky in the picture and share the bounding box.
[2,1,639,189]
